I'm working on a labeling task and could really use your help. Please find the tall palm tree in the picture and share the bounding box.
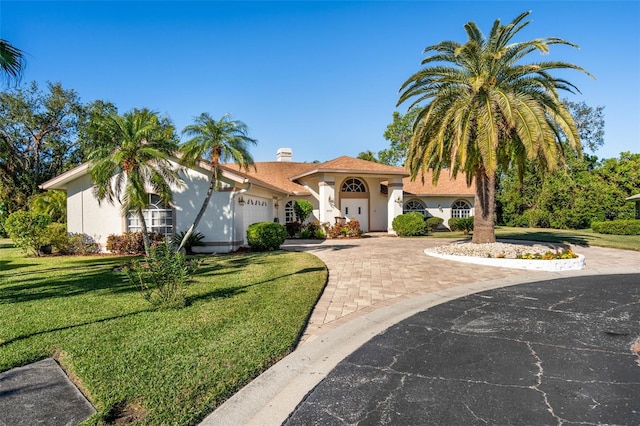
[88,108,183,255]
[398,11,592,243]
[0,39,25,83]
[177,113,257,251]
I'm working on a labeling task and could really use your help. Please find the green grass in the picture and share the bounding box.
[0,240,327,425]
[430,226,640,251]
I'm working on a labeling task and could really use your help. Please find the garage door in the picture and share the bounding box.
[240,196,272,242]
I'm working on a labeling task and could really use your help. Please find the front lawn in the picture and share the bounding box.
[0,240,327,425]
[430,226,640,251]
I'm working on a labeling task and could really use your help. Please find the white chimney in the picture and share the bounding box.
[276,147,293,162]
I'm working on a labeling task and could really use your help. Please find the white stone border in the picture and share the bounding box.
[424,249,586,271]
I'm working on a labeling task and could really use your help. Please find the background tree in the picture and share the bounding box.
[378,108,420,166]
[356,150,380,163]
[398,11,591,243]
[178,113,257,251]
[0,39,25,84]
[88,108,182,255]
[0,81,85,212]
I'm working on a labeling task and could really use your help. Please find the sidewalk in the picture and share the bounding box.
[202,236,640,425]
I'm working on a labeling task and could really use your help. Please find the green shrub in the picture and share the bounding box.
[285,221,302,237]
[591,219,640,235]
[107,232,165,254]
[448,216,475,234]
[392,212,427,236]
[0,202,8,238]
[425,216,444,232]
[172,231,206,255]
[67,233,101,255]
[294,200,314,223]
[44,222,70,254]
[4,211,51,256]
[314,229,326,239]
[246,222,287,251]
[125,240,201,309]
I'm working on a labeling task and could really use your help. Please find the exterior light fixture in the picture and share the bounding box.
[238,196,245,206]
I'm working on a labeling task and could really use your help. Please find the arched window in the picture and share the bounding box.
[403,199,427,217]
[341,178,366,193]
[128,194,174,237]
[451,200,471,218]
[285,200,295,223]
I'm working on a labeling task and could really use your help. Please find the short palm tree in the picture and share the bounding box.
[88,108,183,255]
[30,190,67,223]
[0,39,25,83]
[398,11,592,243]
[177,113,257,251]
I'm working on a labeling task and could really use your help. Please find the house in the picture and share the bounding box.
[627,193,640,219]
[40,148,475,253]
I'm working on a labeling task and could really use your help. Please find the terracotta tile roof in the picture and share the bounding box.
[289,156,409,180]
[224,156,474,197]
[222,162,316,195]
[403,169,475,196]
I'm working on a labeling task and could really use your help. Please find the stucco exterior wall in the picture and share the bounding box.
[65,174,125,249]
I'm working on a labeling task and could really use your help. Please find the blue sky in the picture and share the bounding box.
[2,1,639,162]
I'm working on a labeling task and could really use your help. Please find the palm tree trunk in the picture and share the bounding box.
[137,209,152,256]
[472,167,496,244]
[177,169,218,252]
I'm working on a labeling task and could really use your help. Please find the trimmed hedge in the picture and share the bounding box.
[425,216,444,232]
[591,219,640,235]
[246,222,287,251]
[392,212,427,236]
[107,232,165,254]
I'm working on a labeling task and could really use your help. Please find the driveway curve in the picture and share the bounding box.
[202,236,640,425]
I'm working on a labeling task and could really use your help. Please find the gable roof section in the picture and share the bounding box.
[403,170,475,196]
[221,161,315,196]
[288,156,409,180]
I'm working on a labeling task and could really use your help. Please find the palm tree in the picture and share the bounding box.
[398,11,592,243]
[177,113,257,251]
[0,39,25,83]
[88,108,183,255]
[30,190,67,223]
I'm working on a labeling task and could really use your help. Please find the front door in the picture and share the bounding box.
[342,199,368,232]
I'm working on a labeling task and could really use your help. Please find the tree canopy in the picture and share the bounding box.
[398,11,591,243]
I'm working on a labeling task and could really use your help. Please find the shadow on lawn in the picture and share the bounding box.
[497,230,592,247]
[0,307,154,347]
[0,267,137,304]
[187,266,326,305]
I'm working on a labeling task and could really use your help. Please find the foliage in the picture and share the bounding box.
[516,248,578,260]
[392,212,427,236]
[0,202,8,237]
[591,220,640,235]
[177,112,257,251]
[106,232,165,255]
[294,199,314,223]
[425,216,444,232]
[246,222,287,251]
[356,150,381,163]
[88,108,182,255]
[43,222,69,253]
[0,242,326,425]
[29,190,67,223]
[285,221,302,237]
[0,82,85,212]
[0,39,25,83]
[564,100,605,153]
[125,240,200,308]
[4,210,51,256]
[325,220,363,238]
[378,107,420,166]
[397,11,589,244]
[171,231,205,255]
[498,152,640,229]
[67,233,101,255]
[448,217,475,234]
